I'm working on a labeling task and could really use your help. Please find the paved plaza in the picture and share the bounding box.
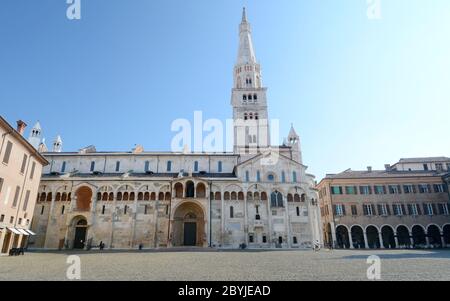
[1,249,450,281]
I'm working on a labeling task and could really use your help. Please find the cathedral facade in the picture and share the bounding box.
[29,9,321,250]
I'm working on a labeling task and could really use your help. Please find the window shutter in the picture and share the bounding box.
[417,204,422,215]
[377,204,382,215]
[401,204,406,215]
[363,205,368,216]
[386,205,391,215]
[342,205,346,216]
[407,204,413,215]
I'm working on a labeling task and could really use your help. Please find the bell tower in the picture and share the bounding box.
[232,8,270,153]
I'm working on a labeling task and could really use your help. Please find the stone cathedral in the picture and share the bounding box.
[29,9,321,250]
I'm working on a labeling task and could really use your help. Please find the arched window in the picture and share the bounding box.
[129,192,135,201]
[102,192,108,201]
[117,192,122,201]
[294,194,300,202]
[144,161,150,172]
[287,194,293,202]
[158,192,164,201]
[138,192,144,201]
[61,161,66,173]
[165,192,171,200]
[292,171,297,183]
[196,183,206,198]
[249,113,253,120]
[167,161,172,172]
[194,161,199,172]
[248,94,252,100]
[254,113,259,120]
[230,206,234,218]
[224,191,230,200]
[174,183,183,198]
[247,192,253,201]
[261,192,267,201]
[238,192,244,200]
[253,94,257,100]
[123,192,129,201]
[218,161,223,173]
[231,192,237,200]
[245,171,250,182]
[267,174,275,182]
[270,192,277,207]
[186,181,195,198]
[243,95,247,101]
[144,192,150,201]
[109,192,114,201]
[281,171,286,183]
[256,171,261,182]
[244,113,248,120]
[215,192,221,200]
[271,191,284,208]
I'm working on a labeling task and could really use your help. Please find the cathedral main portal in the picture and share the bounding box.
[172,202,205,247]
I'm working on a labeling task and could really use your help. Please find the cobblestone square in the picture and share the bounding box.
[1,249,450,281]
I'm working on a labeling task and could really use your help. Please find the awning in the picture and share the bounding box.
[25,229,36,236]
[17,229,29,236]
[7,227,22,235]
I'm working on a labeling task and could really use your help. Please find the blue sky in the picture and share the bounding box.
[1,0,449,179]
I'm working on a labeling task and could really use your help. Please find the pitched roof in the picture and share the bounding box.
[397,157,449,164]
[324,169,443,180]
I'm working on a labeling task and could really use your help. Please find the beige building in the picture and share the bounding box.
[317,158,450,249]
[0,116,48,254]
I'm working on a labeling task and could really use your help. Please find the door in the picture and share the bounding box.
[74,227,87,249]
[184,222,197,246]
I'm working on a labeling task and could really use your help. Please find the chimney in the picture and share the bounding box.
[16,120,27,135]
[367,166,372,172]
[384,164,391,171]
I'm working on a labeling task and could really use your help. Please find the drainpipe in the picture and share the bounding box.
[167,180,173,247]
[209,180,212,248]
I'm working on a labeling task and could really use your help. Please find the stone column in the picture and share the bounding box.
[109,196,116,249]
[348,231,354,249]
[244,191,248,246]
[363,231,369,249]
[394,232,400,248]
[266,191,273,248]
[221,189,225,247]
[378,231,383,249]
[441,232,446,247]
[284,197,291,248]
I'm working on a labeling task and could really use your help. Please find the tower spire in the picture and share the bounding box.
[242,7,247,23]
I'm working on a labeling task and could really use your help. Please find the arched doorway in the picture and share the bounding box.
[412,225,426,248]
[336,226,350,249]
[76,186,92,211]
[351,226,365,249]
[366,226,380,249]
[381,226,396,249]
[172,202,205,247]
[73,219,88,249]
[443,225,450,247]
[427,225,442,248]
[397,226,410,248]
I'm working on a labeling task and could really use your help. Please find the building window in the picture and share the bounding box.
[262,236,267,243]
[0,214,4,222]
[374,185,385,195]
[377,204,389,216]
[194,161,199,172]
[61,205,65,215]
[403,184,415,194]
[296,206,300,216]
[61,161,66,173]
[351,205,358,216]
[256,171,261,182]
[270,191,283,207]
[245,171,250,182]
[363,204,375,216]
[388,185,400,194]
[393,204,404,216]
[20,154,27,174]
[218,161,222,173]
[29,161,36,179]
[418,184,430,193]
[18,218,22,225]
[359,186,372,195]
[331,186,343,195]
[267,174,275,182]
[22,190,30,211]
[293,236,298,244]
[230,206,234,218]
[334,204,345,216]
[167,161,172,172]
[144,205,148,215]
[115,161,120,172]
[9,216,14,224]
[102,205,106,215]
[249,234,254,243]
[423,164,429,171]
[12,186,20,208]
[436,163,443,171]
[144,161,150,172]
[434,184,445,193]
[0,177,4,196]
[345,186,357,195]
[40,206,45,215]
[124,205,128,215]
[292,171,297,183]
[424,203,435,216]
[90,161,95,172]
[281,171,286,183]
[2,141,13,164]
[408,204,419,216]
